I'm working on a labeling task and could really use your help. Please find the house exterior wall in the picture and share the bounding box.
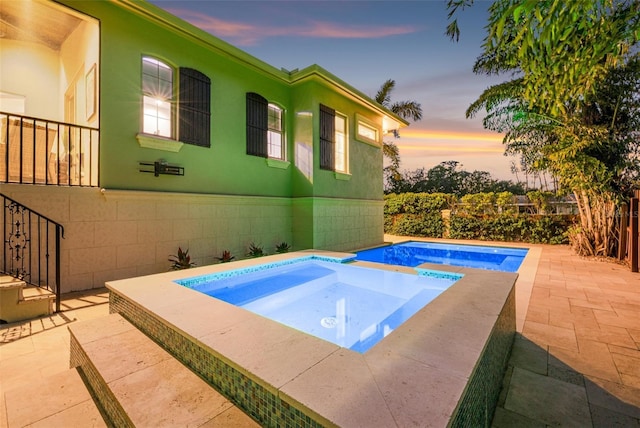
[69,0,294,197]
[292,197,384,252]
[290,78,385,200]
[1,0,405,292]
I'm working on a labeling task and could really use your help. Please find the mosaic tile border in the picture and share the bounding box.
[448,287,516,427]
[176,255,354,288]
[414,268,464,281]
[109,292,328,428]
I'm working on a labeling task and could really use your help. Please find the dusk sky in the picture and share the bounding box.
[148,0,516,180]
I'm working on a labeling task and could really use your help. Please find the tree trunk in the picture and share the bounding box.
[570,189,618,257]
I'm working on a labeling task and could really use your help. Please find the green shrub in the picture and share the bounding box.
[449,214,573,244]
[384,192,573,244]
[385,213,444,237]
[384,192,454,216]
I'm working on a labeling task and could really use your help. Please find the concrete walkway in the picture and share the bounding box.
[1,244,639,427]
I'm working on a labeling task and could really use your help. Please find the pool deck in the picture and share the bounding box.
[1,240,639,427]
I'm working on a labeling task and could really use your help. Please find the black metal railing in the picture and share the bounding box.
[0,112,99,187]
[1,193,64,312]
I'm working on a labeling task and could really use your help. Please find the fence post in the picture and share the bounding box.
[618,202,628,261]
[630,198,638,273]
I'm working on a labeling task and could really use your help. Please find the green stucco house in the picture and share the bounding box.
[0,0,407,294]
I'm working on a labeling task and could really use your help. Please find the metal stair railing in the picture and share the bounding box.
[1,193,64,312]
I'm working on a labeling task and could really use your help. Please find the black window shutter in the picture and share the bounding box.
[179,67,211,147]
[246,92,268,157]
[319,104,335,170]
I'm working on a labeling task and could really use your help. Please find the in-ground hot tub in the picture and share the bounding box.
[176,257,461,353]
[106,250,517,427]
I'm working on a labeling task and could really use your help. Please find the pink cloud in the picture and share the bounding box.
[167,9,419,46]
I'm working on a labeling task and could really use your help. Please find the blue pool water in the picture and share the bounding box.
[355,241,528,272]
[177,258,460,353]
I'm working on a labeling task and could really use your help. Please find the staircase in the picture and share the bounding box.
[1,192,63,322]
[0,275,55,323]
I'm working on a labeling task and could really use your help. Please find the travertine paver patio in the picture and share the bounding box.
[1,243,639,427]
[493,245,640,427]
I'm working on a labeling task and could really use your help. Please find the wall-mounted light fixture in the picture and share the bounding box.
[139,160,184,177]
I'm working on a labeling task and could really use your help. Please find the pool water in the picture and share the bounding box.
[355,241,528,272]
[179,259,459,353]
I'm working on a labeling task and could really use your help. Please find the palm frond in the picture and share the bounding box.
[375,79,395,106]
[390,101,423,121]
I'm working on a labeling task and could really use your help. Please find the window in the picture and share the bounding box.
[141,57,210,147]
[268,104,284,159]
[334,113,347,172]
[319,104,348,173]
[142,57,173,138]
[246,93,285,159]
[357,120,379,145]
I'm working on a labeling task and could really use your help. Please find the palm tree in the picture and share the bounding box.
[374,79,423,191]
[375,79,423,123]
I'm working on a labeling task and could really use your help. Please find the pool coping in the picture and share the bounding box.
[379,236,542,332]
[106,249,518,427]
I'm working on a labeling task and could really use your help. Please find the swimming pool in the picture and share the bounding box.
[108,250,518,427]
[177,258,461,353]
[355,241,528,272]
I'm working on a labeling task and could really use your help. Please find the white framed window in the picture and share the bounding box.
[267,103,284,159]
[357,120,379,146]
[357,122,377,141]
[319,104,349,174]
[142,57,173,138]
[334,113,348,173]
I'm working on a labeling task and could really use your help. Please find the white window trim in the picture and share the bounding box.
[267,103,285,160]
[334,111,348,174]
[136,133,184,152]
[141,56,175,140]
[355,113,380,147]
[266,158,290,169]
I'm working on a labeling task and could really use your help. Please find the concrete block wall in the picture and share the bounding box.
[312,198,384,251]
[292,197,384,252]
[1,185,293,293]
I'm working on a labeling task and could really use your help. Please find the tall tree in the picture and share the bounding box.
[449,0,640,257]
[374,79,423,191]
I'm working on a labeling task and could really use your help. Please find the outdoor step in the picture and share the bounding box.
[21,285,55,301]
[68,313,260,428]
[0,280,54,324]
[0,275,25,288]
[4,368,107,427]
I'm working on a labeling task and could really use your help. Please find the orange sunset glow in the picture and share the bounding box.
[390,128,516,179]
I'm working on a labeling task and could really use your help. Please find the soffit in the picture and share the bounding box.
[0,0,82,50]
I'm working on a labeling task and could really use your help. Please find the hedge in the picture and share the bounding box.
[384,192,574,244]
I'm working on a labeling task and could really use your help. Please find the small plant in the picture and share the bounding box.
[168,247,196,270]
[247,242,265,258]
[216,250,235,263]
[275,242,291,253]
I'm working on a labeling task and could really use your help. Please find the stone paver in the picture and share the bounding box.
[494,244,640,427]
[504,367,592,427]
[2,244,640,427]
